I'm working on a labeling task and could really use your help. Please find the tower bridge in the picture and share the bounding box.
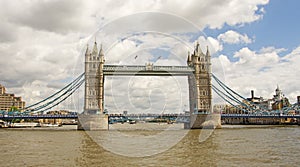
[11,41,299,130]
[81,41,220,130]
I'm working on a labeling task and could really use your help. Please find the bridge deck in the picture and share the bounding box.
[103,65,194,76]
[1,114,300,121]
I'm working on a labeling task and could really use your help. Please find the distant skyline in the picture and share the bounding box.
[0,0,299,113]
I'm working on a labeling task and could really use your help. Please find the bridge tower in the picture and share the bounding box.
[84,41,105,114]
[79,41,108,130]
[187,42,212,114]
[187,42,219,128]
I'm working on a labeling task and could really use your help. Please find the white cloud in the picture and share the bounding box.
[214,46,300,104]
[218,30,252,44]
[0,0,271,112]
[194,36,223,55]
[259,46,287,54]
[105,76,188,114]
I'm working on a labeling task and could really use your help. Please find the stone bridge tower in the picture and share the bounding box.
[84,41,105,114]
[187,42,216,128]
[79,41,108,130]
[187,42,212,114]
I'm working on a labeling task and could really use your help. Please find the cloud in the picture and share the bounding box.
[104,76,188,114]
[197,36,223,54]
[218,30,252,44]
[0,0,95,34]
[0,0,269,35]
[214,46,300,104]
[0,0,271,112]
[259,46,287,54]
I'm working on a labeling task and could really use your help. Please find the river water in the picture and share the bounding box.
[0,124,299,167]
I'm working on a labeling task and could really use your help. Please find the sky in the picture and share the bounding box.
[0,0,299,113]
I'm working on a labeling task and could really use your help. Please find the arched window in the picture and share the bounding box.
[200,100,204,108]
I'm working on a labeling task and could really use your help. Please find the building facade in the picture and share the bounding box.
[0,84,25,111]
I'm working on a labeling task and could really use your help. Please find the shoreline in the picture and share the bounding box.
[0,123,299,131]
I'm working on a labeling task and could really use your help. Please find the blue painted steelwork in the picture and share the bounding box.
[221,114,300,119]
[103,65,194,76]
[0,114,78,121]
[1,113,300,121]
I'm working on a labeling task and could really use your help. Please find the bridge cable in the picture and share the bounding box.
[24,73,84,110]
[212,74,269,112]
[37,79,85,113]
[212,75,256,111]
[27,78,84,113]
[212,85,249,113]
[212,86,248,113]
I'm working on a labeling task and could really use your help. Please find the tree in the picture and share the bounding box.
[9,106,19,112]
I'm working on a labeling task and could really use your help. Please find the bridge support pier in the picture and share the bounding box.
[185,113,221,129]
[77,114,109,130]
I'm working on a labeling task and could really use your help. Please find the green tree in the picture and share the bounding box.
[9,106,19,112]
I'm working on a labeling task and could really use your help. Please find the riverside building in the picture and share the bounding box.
[0,84,25,111]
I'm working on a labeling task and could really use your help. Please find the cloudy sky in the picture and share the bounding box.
[0,0,299,113]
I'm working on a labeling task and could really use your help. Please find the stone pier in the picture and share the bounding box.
[77,114,109,130]
[185,113,221,129]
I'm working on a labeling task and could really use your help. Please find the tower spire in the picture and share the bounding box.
[195,41,203,56]
[92,39,98,55]
[206,45,210,57]
[187,51,192,66]
[99,44,105,63]
[85,44,89,55]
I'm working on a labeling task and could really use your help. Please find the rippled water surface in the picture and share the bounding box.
[0,124,299,166]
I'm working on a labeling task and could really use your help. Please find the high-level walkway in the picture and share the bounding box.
[103,65,194,76]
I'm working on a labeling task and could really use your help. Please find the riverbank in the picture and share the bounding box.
[1,122,299,131]
[1,124,77,130]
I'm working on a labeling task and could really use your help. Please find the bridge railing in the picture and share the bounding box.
[103,65,194,72]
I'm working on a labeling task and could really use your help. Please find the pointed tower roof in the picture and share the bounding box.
[85,44,90,55]
[206,46,210,56]
[92,40,98,55]
[195,41,203,56]
[98,44,104,56]
[99,44,105,62]
[276,84,280,91]
[187,51,191,62]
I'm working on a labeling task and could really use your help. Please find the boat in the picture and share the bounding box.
[128,120,136,124]
[0,120,8,128]
[40,123,62,127]
[9,122,40,128]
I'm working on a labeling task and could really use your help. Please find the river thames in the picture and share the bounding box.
[0,124,299,166]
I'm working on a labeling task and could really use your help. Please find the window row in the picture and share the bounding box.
[88,90,99,96]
